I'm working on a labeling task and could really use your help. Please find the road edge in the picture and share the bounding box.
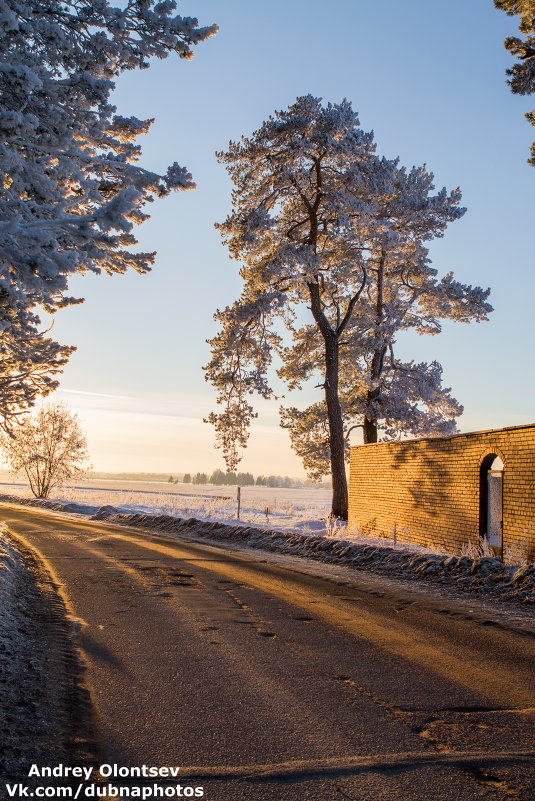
[1,525,105,779]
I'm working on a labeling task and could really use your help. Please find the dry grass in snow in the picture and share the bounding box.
[2,480,449,557]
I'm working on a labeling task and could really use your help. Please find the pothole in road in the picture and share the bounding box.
[331,673,527,798]
[463,764,519,795]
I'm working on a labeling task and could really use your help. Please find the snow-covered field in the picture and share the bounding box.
[0,478,440,555]
[2,479,535,607]
[1,478,332,532]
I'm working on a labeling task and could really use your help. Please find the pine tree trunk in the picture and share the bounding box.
[324,334,348,520]
[362,249,385,448]
[308,281,348,519]
[363,417,378,443]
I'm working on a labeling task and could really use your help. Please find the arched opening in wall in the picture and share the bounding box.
[479,454,504,556]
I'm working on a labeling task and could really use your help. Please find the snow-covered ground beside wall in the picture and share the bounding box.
[2,480,535,606]
[0,478,440,555]
[5,477,532,564]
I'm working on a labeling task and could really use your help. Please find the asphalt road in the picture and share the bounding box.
[3,502,535,801]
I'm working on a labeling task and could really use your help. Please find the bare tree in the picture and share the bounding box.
[1,403,90,498]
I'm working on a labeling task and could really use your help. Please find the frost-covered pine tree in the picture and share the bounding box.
[495,0,535,163]
[278,162,492,480]
[0,320,74,434]
[0,284,74,431]
[205,97,491,519]
[0,0,216,426]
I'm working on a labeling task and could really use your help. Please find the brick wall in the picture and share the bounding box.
[348,424,535,562]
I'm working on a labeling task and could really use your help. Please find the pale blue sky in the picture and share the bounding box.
[23,0,534,475]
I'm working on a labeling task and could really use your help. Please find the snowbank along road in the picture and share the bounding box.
[2,501,535,801]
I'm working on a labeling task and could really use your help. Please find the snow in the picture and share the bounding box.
[0,479,442,554]
[0,0,216,430]
[0,526,59,778]
[205,95,491,482]
[0,522,19,623]
[1,479,535,606]
[0,522,99,780]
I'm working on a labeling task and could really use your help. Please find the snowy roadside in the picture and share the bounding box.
[0,486,455,555]
[0,523,98,785]
[1,492,534,607]
[0,481,335,537]
[0,526,62,779]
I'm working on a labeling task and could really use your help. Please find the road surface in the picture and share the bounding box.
[3,502,535,801]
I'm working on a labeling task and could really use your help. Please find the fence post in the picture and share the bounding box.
[237,486,241,520]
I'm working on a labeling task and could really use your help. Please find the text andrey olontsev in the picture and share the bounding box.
[28,766,185,780]
[6,764,205,798]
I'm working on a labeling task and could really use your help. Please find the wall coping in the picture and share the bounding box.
[350,421,535,453]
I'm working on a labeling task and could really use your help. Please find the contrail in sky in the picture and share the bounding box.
[58,388,135,400]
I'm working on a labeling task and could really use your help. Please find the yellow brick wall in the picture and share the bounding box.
[348,424,535,561]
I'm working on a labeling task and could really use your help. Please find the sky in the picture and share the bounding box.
[10,0,534,477]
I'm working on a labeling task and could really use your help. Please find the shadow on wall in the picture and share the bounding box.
[389,441,455,521]
[392,440,474,535]
[350,423,535,561]
[360,516,378,537]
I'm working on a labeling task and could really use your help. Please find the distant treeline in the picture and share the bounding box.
[175,469,323,488]
[89,471,179,482]
[86,470,326,488]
